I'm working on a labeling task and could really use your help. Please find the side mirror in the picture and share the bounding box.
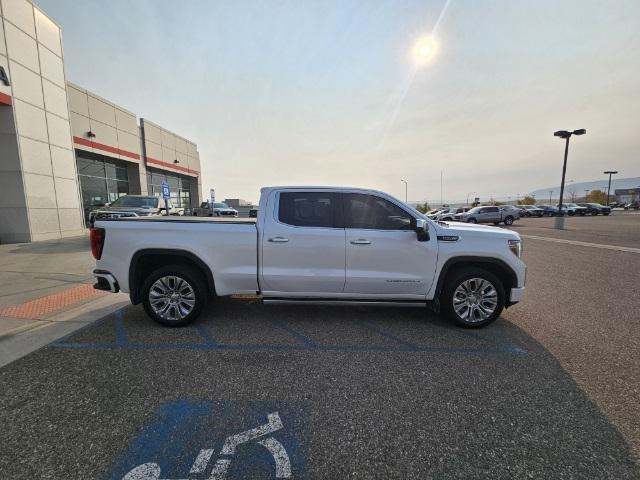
[414,218,430,242]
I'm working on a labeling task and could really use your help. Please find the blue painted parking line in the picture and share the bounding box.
[106,400,307,480]
[114,310,128,346]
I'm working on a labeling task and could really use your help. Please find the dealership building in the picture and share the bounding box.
[0,0,202,243]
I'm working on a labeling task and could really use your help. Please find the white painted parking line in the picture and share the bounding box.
[189,449,214,474]
[521,235,640,254]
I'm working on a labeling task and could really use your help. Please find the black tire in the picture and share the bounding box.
[193,212,198,216]
[441,267,505,328]
[467,218,477,224]
[579,211,586,216]
[568,211,575,216]
[141,264,208,327]
[504,216,514,226]
[591,211,598,216]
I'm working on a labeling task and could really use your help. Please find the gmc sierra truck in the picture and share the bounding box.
[91,186,526,328]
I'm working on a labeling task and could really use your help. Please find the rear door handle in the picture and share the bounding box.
[268,237,289,243]
[350,239,371,245]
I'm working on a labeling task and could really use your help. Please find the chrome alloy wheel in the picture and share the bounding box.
[452,278,498,323]
[148,275,196,321]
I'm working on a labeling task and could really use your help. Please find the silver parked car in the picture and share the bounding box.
[453,205,520,226]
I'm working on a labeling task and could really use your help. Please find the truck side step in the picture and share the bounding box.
[262,297,426,308]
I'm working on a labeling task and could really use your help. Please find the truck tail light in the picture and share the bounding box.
[90,227,105,259]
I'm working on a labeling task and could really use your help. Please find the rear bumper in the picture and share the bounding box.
[93,269,119,293]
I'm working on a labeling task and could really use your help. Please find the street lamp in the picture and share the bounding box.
[553,128,586,229]
[604,170,618,205]
[549,190,554,204]
[400,179,408,203]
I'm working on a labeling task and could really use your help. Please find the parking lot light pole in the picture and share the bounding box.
[549,190,553,204]
[401,179,408,203]
[604,170,618,205]
[554,129,586,229]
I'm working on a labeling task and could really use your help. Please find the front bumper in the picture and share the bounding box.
[509,286,525,303]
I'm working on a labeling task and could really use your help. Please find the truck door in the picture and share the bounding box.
[343,193,437,297]
[260,191,346,294]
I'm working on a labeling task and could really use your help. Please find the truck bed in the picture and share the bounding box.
[96,216,256,224]
[95,216,259,296]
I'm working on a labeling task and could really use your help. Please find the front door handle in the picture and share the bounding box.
[268,237,289,243]
[350,239,371,245]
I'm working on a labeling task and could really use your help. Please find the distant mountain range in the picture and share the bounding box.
[528,177,640,200]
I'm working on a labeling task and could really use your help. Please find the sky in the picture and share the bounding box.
[38,0,640,204]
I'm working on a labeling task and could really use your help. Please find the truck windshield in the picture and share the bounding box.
[110,196,159,208]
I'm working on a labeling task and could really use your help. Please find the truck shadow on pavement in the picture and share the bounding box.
[1,298,639,479]
[50,297,528,355]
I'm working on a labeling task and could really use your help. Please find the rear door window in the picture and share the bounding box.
[278,192,341,228]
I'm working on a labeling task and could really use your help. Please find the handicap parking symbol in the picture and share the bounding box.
[106,400,306,480]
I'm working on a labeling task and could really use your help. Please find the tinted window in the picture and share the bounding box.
[486,207,499,213]
[344,193,413,230]
[111,196,158,208]
[278,192,339,228]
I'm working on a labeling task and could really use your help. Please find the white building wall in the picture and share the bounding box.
[0,0,83,243]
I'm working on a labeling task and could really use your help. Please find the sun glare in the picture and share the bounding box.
[413,36,438,65]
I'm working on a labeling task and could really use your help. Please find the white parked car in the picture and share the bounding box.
[91,186,526,329]
[193,201,238,217]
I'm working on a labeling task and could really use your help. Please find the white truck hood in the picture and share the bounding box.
[436,221,520,240]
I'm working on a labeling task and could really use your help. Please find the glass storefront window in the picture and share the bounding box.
[76,153,130,226]
[146,167,195,212]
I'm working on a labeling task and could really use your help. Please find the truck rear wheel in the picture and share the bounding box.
[141,264,207,327]
[442,268,505,328]
[504,216,514,225]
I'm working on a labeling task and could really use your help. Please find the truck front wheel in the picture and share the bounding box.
[141,264,207,327]
[442,268,505,328]
[503,216,514,225]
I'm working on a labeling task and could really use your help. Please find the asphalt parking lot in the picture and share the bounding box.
[1,213,639,479]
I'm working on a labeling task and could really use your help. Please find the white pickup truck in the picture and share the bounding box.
[91,186,526,328]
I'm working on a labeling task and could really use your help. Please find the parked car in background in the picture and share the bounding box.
[437,207,470,221]
[577,203,611,216]
[454,206,520,226]
[556,203,587,216]
[426,209,446,220]
[89,195,180,227]
[537,205,559,216]
[193,201,239,217]
[624,201,640,210]
[519,205,545,217]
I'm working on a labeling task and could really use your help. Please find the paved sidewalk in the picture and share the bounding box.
[0,235,128,367]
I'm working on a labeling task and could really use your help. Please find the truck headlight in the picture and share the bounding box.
[508,239,522,258]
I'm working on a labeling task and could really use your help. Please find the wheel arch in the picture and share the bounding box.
[129,249,215,304]
[434,256,517,306]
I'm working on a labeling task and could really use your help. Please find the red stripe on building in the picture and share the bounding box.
[73,136,140,160]
[0,92,12,106]
[145,156,199,176]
